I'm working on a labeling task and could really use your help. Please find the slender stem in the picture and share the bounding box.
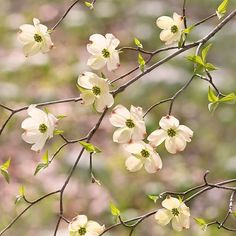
[168,74,196,115]
[0,190,60,236]
[51,0,81,31]
[143,98,172,117]
[193,13,217,28]
[183,0,187,29]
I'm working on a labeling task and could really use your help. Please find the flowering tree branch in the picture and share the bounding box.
[98,171,236,236]
[1,0,236,235]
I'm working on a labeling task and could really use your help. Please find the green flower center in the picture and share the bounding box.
[125,119,135,128]
[78,227,87,235]
[92,86,101,95]
[141,149,150,158]
[171,25,178,33]
[167,128,176,137]
[172,208,180,216]
[102,48,110,58]
[34,33,43,42]
[39,123,48,133]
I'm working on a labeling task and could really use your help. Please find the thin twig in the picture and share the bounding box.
[51,0,81,31]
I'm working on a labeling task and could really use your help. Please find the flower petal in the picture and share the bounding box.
[173,13,184,29]
[30,135,48,152]
[76,215,88,227]
[147,129,167,147]
[23,42,41,57]
[41,36,54,53]
[160,29,174,42]
[113,127,131,143]
[125,155,143,172]
[180,204,190,216]
[22,131,40,144]
[155,209,173,226]
[124,141,145,154]
[109,105,130,127]
[162,196,181,210]
[156,16,174,29]
[94,93,114,112]
[87,220,105,234]
[88,34,106,53]
[106,51,120,71]
[130,106,143,120]
[159,115,179,130]
[81,91,96,106]
[21,117,39,130]
[87,56,106,70]
[172,214,190,231]
[105,33,120,50]
[27,105,47,123]
[178,125,193,142]
[132,122,146,141]
[144,153,162,173]
[165,136,186,154]
[78,72,97,89]
[19,24,36,34]
[18,32,34,44]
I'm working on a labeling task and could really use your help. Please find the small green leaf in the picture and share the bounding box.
[0,159,11,183]
[57,115,67,120]
[1,159,11,170]
[34,163,49,176]
[205,63,218,71]
[183,25,195,34]
[186,55,205,66]
[208,102,219,113]
[15,186,25,204]
[34,152,49,176]
[208,87,218,102]
[216,0,229,19]
[54,129,64,135]
[138,53,145,72]
[1,169,10,183]
[148,195,159,203]
[194,218,208,231]
[178,33,185,48]
[84,1,94,9]
[219,93,236,102]
[134,37,143,48]
[110,202,120,216]
[19,185,25,196]
[79,141,101,153]
[42,151,49,164]
[15,195,23,204]
[201,44,212,63]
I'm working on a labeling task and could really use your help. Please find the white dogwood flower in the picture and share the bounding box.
[87,33,120,71]
[77,72,114,112]
[124,141,162,173]
[148,115,193,154]
[18,18,53,57]
[21,105,58,152]
[156,12,184,45]
[69,215,105,236]
[155,196,190,231]
[109,105,146,143]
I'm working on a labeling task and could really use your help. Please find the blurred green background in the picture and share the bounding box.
[1,0,236,235]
